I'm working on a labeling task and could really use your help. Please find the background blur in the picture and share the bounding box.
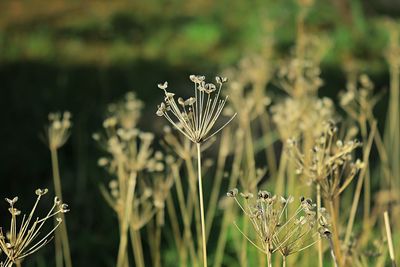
[0,0,399,266]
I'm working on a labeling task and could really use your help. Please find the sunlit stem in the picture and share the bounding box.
[384,211,396,267]
[196,143,208,267]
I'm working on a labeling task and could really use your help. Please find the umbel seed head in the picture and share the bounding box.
[156,75,236,143]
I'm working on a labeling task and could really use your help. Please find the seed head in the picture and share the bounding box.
[156,75,236,143]
[226,188,238,197]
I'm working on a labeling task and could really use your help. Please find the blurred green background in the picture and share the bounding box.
[0,0,399,266]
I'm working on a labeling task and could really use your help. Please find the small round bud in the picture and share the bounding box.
[226,188,238,197]
[35,188,48,196]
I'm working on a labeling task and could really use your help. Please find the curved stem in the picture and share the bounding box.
[196,143,207,267]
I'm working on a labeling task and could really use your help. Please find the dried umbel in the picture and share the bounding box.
[339,74,381,120]
[107,92,144,130]
[223,55,272,120]
[97,128,161,174]
[271,96,335,141]
[156,75,237,143]
[95,94,175,267]
[95,107,170,220]
[0,189,69,267]
[96,93,175,221]
[277,57,323,97]
[156,75,236,267]
[228,189,327,263]
[46,111,72,149]
[288,121,364,199]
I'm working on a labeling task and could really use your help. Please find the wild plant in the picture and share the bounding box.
[0,189,69,267]
[156,75,236,267]
[161,124,213,267]
[222,54,275,266]
[227,188,330,267]
[94,92,173,267]
[384,24,400,195]
[44,111,73,267]
[286,120,371,265]
[339,74,386,245]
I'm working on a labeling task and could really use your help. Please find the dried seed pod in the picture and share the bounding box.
[227,188,238,197]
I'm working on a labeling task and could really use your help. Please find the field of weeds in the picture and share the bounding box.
[0,1,399,266]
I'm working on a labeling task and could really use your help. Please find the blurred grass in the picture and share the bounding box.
[0,0,398,70]
[0,0,399,266]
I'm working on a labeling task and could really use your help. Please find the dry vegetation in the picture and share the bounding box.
[0,1,399,267]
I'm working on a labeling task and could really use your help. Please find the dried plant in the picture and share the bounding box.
[227,188,329,267]
[271,97,335,142]
[46,112,72,150]
[287,121,364,199]
[156,75,236,267]
[95,92,173,267]
[44,111,73,267]
[287,120,366,264]
[0,189,69,267]
[156,75,236,144]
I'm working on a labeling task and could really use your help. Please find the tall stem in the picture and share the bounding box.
[116,173,137,267]
[317,184,323,267]
[50,147,73,267]
[196,143,207,267]
[383,211,397,267]
[282,256,286,267]
[327,199,342,266]
[55,230,63,267]
[130,228,145,267]
[213,133,244,267]
[267,251,272,267]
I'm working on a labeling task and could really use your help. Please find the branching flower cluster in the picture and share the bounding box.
[156,75,236,144]
[0,189,69,267]
[287,121,364,199]
[46,111,72,150]
[107,92,144,130]
[339,74,381,120]
[227,188,329,262]
[271,97,335,141]
[94,92,173,227]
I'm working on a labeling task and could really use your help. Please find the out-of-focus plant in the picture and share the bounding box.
[44,111,73,267]
[94,92,173,267]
